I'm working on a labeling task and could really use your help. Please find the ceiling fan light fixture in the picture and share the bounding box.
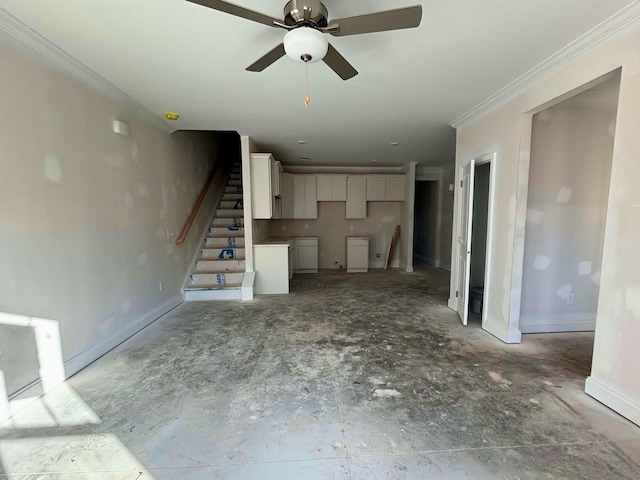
[284,27,328,63]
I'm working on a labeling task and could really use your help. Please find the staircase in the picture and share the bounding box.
[184,162,248,301]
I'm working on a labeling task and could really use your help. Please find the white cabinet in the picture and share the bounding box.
[346,175,367,219]
[295,237,318,273]
[347,237,369,273]
[281,173,294,219]
[366,175,406,201]
[293,175,318,219]
[254,242,291,294]
[250,153,281,219]
[316,175,347,201]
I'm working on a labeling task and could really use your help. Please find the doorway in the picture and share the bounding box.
[519,75,620,334]
[455,154,495,326]
[413,181,438,267]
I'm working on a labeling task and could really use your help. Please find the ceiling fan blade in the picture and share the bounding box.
[323,44,358,81]
[246,44,286,72]
[329,5,422,37]
[186,0,280,28]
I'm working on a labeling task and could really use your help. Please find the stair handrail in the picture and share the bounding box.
[175,162,224,245]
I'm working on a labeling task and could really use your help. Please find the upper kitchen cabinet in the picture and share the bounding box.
[281,173,294,219]
[346,175,367,219]
[366,174,406,201]
[293,175,318,219]
[316,174,347,201]
[250,153,282,219]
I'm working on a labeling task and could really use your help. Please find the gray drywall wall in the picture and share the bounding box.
[520,77,619,333]
[0,42,222,396]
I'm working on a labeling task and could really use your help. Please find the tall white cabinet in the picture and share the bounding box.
[346,175,367,219]
[293,175,318,219]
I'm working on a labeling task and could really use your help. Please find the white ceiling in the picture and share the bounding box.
[0,0,634,167]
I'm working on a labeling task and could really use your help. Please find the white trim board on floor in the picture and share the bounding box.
[2,295,182,422]
[586,376,640,427]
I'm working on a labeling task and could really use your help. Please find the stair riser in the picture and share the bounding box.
[210,220,243,231]
[209,227,244,237]
[216,210,245,218]
[196,260,246,272]
[219,200,243,210]
[225,187,243,194]
[200,248,246,260]
[229,174,242,180]
[221,194,243,201]
[204,238,245,248]
[190,272,244,285]
[185,289,242,301]
[227,180,242,187]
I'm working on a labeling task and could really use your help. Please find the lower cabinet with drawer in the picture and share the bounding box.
[294,237,318,273]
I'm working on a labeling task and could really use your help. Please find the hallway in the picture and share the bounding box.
[1,268,639,479]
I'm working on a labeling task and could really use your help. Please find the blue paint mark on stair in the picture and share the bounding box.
[227,238,237,247]
[234,199,243,209]
[216,274,227,285]
[219,249,235,259]
[236,186,243,193]
[228,226,240,231]
[233,218,242,227]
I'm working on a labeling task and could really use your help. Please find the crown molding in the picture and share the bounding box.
[450,1,640,130]
[0,7,175,134]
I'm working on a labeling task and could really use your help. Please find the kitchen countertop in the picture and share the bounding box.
[255,237,293,247]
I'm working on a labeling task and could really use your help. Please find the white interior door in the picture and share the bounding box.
[457,160,476,325]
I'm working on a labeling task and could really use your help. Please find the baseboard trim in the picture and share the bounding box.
[483,319,522,344]
[4,296,182,421]
[585,376,640,427]
[520,317,596,333]
[65,295,183,377]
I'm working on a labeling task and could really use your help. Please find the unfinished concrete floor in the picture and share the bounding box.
[1,267,639,479]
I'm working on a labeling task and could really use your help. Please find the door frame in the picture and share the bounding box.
[450,152,496,328]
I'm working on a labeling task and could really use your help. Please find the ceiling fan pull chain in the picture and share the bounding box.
[305,63,311,108]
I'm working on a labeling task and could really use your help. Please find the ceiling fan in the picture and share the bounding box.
[186,1,423,80]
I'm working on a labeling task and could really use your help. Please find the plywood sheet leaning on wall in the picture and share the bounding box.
[385,226,401,270]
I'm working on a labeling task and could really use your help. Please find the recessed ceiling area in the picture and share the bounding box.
[0,0,634,167]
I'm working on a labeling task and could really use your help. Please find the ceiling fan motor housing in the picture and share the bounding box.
[283,0,329,27]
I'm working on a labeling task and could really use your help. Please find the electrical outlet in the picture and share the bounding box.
[304,223,309,230]
[566,293,575,305]
[159,281,163,292]
[350,224,355,231]
[376,253,381,259]
[282,224,287,231]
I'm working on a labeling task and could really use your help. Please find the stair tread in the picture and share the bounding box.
[185,284,242,290]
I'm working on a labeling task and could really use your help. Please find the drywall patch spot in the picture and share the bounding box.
[138,183,150,198]
[591,271,601,286]
[527,209,544,224]
[104,152,127,169]
[124,191,135,210]
[556,284,572,302]
[533,255,551,271]
[624,286,640,317]
[557,186,573,204]
[43,154,62,184]
[137,252,147,266]
[578,261,592,276]
[121,298,131,314]
[131,141,140,163]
